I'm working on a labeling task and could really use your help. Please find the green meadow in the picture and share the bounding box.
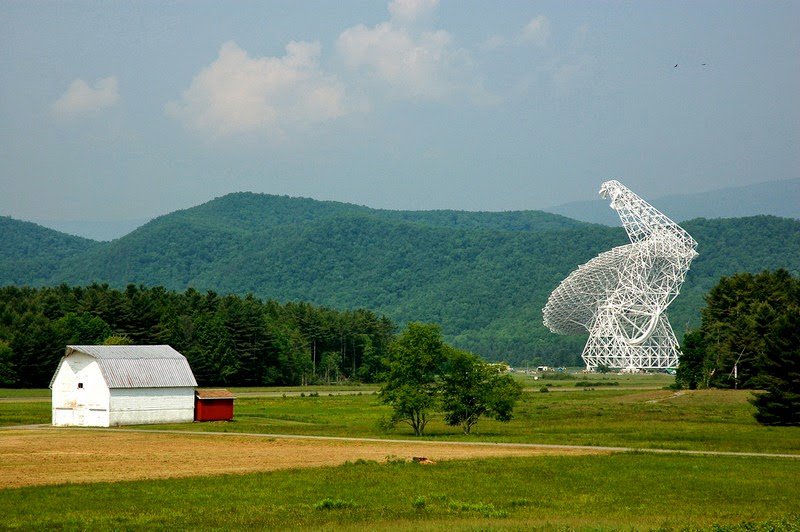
[2,381,798,529]
[2,382,799,454]
[135,386,798,454]
[1,453,797,530]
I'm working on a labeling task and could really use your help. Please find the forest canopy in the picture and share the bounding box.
[0,284,394,388]
[1,193,798,367]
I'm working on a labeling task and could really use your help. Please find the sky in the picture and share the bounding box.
[1,0,798,224]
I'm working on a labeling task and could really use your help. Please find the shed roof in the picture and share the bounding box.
[196,389,235,400]
[50,345,198,389]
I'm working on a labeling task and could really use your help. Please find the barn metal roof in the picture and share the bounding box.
[51,345,198,389]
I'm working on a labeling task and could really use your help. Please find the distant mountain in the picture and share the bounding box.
[0,216,99,285]
[23,194,587,241]
[1,193,798,366]
[545,178,800,226]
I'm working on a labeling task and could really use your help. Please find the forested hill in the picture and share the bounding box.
[136,192,591,233]
[1,193,799,366]
[0,217,99,285]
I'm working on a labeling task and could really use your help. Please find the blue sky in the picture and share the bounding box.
[1,0,798,223]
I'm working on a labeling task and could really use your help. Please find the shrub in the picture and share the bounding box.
[447,501,508,518]
[313,498,355,510]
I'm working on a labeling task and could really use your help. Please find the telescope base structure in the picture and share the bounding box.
[581,310,680,371]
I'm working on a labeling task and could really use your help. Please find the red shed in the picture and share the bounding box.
[195,389,235,421]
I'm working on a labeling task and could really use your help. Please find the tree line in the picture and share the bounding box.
[0,284,394,388]
[676,269,799,425]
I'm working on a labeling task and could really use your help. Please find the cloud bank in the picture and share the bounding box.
[165,2,568,139]
[166,41,347,138]
[337,24,469,100]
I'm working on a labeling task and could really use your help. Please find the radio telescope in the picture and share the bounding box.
[543,180,698,371]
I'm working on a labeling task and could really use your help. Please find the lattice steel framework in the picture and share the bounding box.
[543,180,698,371]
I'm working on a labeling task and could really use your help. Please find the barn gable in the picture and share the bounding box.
[50,345,198,389]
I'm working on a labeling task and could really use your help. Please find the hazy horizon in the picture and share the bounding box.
[2,1,798,223]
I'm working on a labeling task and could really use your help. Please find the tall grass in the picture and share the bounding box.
[136,388,800,454]
[0,454,797,529]
[2,387,798,454]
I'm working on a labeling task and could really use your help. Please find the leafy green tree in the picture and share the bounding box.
[440,348,522,434]
[102,334,134,345]
[380,323,446,436]
[53,312,112,345]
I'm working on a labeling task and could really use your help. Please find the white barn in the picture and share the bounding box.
[50,345,198,427]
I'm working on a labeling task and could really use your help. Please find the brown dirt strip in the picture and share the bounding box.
[0,428,606,489]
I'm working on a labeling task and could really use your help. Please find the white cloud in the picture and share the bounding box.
[388,0,439,25]
[166,41,348,138]
[520,15,550,47]
[52,76,119,117]
[336,2,471,100]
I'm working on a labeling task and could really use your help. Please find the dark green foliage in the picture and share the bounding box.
[574,380,618,387]
[750,310,800,426]
[0,217,98,286]
[0,340,15,386]
[0,284,393,388]
[440,349,522,434]
[677,270,800,425]
[676,330,707,389]
[1,193,798,367]
[313,498,355,510]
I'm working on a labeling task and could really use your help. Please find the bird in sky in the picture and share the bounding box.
[674,64,678,68]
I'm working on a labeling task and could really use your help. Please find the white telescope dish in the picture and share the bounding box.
[543,180,698,371]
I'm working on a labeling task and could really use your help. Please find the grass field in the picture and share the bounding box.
[127,388,799,454]
[2,382,798,529]
[1,453,797,529]
[2,385,799,454]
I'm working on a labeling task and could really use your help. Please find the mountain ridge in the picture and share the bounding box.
[545,178,800,226]
[1,193,798,366]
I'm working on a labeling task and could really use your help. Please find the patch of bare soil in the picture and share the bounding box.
[0,428,606,489]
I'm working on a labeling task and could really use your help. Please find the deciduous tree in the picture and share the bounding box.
[380,323,446,436]
[440,348,522,434]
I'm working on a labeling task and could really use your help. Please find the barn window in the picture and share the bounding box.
[77,382,84,389]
